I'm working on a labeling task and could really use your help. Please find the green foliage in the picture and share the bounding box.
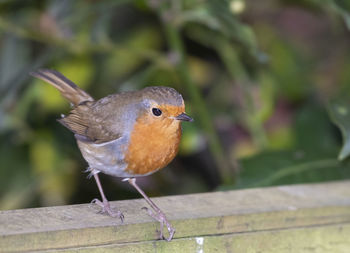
[1,0,350,209]
[328,98,350,160]
[223,103,348,189]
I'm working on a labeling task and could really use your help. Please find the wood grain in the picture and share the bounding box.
[1,180,350,252]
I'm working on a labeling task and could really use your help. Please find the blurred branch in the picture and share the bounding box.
[186,24,269,149]
[0,17,171,68]
[216,39,269,149]
[169,0,269,150]
[162,21,235,184]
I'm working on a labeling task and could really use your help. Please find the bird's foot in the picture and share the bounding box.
[91,198,124,222]
[141,206,175,241]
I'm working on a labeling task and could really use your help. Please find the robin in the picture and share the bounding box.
[30,69,193,241]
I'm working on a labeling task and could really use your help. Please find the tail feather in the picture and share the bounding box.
[30,69,94,105]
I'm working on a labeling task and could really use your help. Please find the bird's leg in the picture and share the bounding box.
[127,178,175,241]
[91,172,124,222]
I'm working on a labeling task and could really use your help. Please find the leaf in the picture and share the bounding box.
[180,0,261,62]
[328,0,350,30]
[228,150,350,189]
[220,103,347,190]
[327,98,350,160]
[294,102,336,152]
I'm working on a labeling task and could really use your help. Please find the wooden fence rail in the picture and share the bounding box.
[1,180,350,252]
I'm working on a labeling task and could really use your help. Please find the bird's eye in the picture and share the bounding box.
[152,108,162,116]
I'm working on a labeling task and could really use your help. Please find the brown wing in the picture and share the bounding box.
[30,69,144,143]
[31,69,121,143]
[58,101,122,144]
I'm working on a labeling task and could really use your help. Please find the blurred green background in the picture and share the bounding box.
[1,0,350,210]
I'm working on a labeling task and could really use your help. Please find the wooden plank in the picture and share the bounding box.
[48,223,350,253]
[1,180,350,252]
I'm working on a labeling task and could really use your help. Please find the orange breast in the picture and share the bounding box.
[124,116,182,175]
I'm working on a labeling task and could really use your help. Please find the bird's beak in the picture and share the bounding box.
[175,113,193,122]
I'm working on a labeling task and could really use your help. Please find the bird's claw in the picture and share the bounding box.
[141,206,175,241]
[91,198,124,222]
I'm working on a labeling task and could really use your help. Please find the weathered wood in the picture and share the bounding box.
[49,224,350,253]
[1,181,350,252]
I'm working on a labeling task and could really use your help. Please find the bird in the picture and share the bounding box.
[30,69,193,241]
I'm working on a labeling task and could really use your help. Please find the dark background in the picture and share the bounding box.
[1,0,350,210]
